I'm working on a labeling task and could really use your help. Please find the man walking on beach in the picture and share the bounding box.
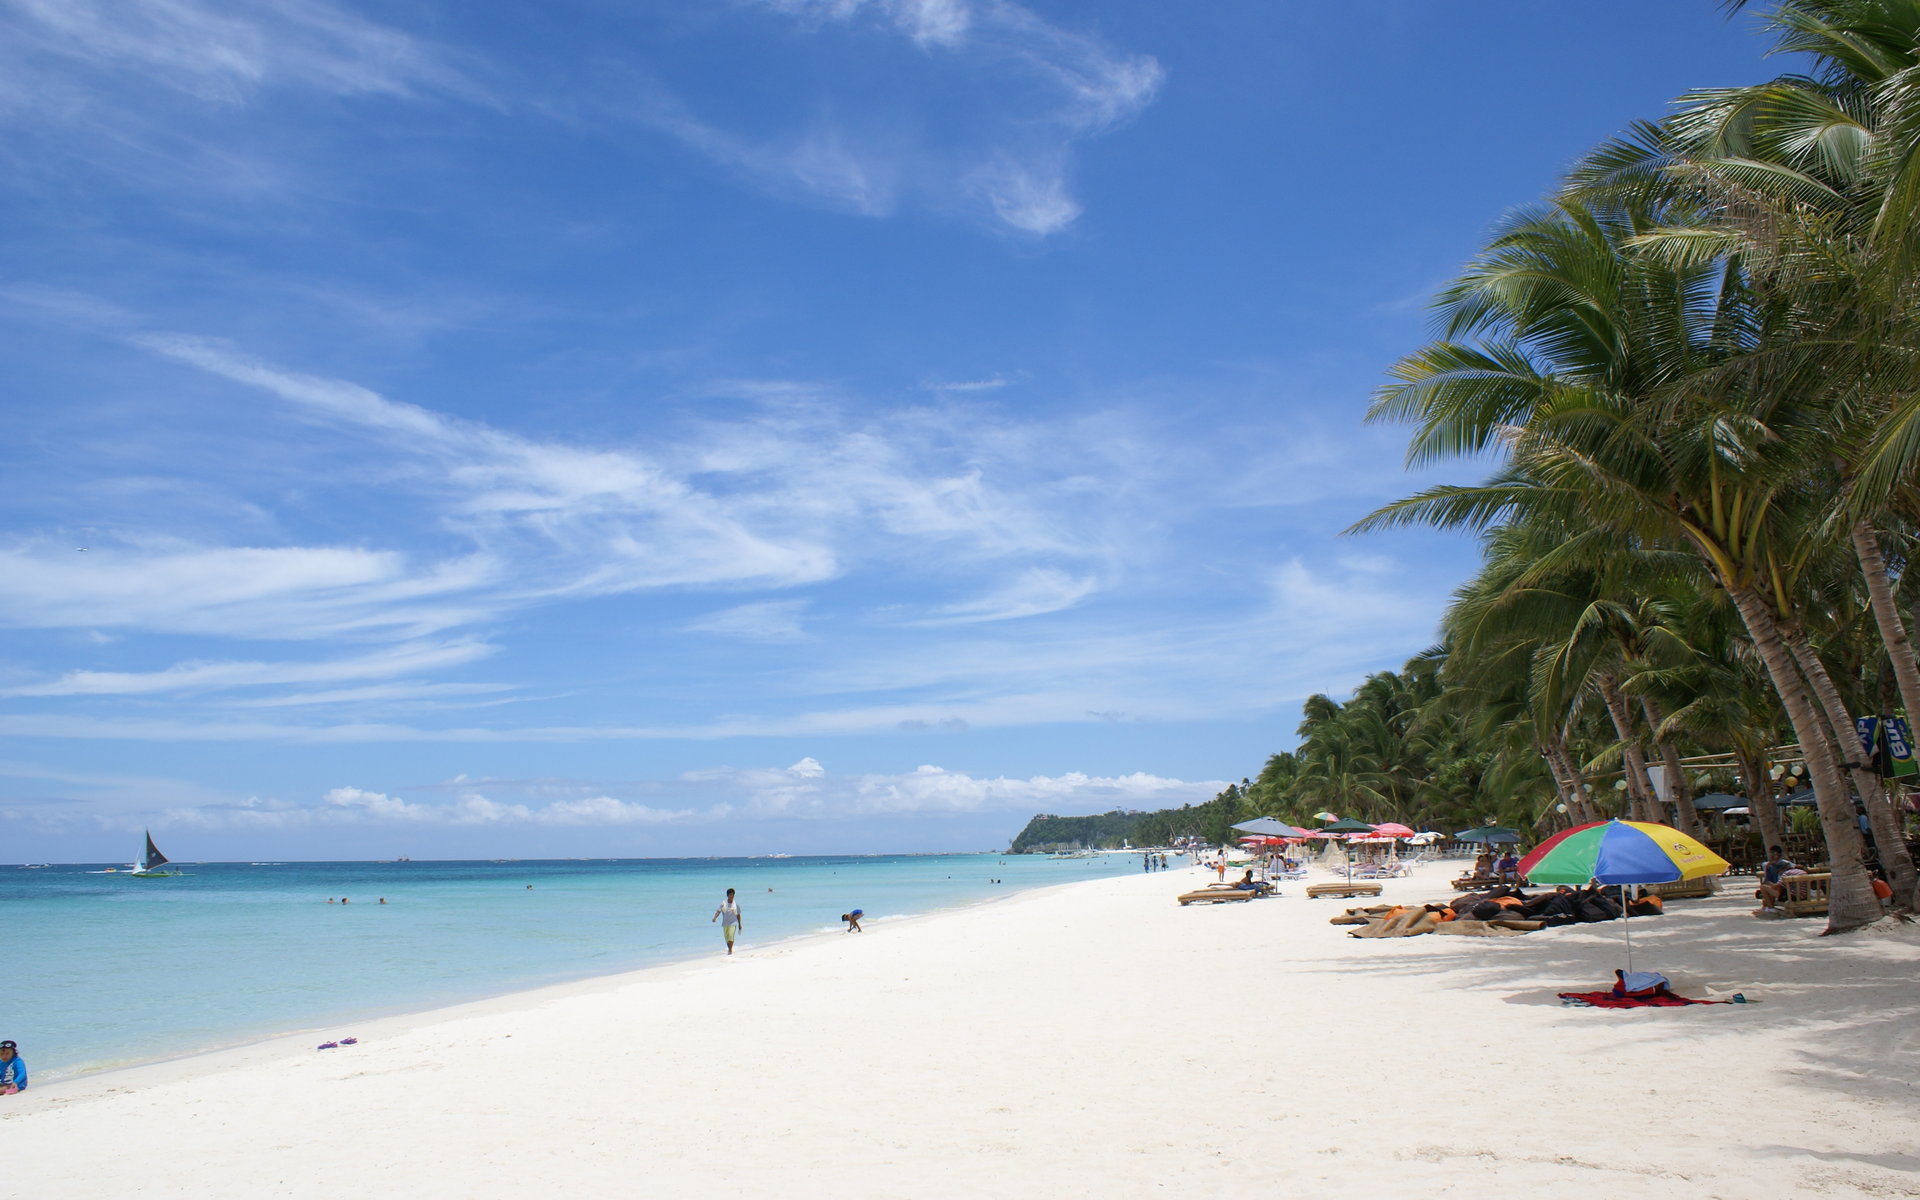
[712,887,742,955]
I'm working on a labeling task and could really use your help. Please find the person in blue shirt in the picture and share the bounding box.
[1755,845,1799,911]
[0,1040,26,1093]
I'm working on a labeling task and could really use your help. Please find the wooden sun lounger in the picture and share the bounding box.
[1776,872,1833,918]
[1647,877,1717,900]
[1451,875,1505,891]
[1178,887,1258,905]
[1306,881,1384,899]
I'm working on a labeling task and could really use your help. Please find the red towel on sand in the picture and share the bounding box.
[1558,988,1723,1008]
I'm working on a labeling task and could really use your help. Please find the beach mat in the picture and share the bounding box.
[1557,989,1725,1008]
[1433,918,1535,937]
[1559,972,1728,1008]
[1347,908,1439,938]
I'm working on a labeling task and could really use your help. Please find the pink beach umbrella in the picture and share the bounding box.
[1371,822,1416,838]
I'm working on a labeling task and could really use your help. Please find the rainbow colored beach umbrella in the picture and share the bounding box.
[1518,819,1729,886]
[1519,819,1729,973]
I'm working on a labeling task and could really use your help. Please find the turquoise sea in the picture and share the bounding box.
[4,853,1146,1082]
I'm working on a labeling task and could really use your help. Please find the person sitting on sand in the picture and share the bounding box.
[842,909,863,932]
[0,1040,26,1094]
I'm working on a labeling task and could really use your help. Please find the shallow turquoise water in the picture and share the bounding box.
[3,853,1146,1080]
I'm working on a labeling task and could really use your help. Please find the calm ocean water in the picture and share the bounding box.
[4,852,1145,1081]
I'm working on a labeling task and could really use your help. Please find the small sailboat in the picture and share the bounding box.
[129,829,182,877]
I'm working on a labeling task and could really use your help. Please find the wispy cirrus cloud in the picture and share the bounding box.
[0,0,473,106]
[924,374,1011,393]
[916,566,1099,624]
[627,0,1162,234]
[683,600,812,642]
[0,638,494,698]
[0,541,499,640]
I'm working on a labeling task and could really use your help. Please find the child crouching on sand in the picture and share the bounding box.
[0,1040,26,1094]
[841,909,863,932]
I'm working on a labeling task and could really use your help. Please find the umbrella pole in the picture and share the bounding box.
[1622,886,1633,975]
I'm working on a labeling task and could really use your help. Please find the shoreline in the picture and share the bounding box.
[8,861,1918,1198]
[16,863,1108,1094]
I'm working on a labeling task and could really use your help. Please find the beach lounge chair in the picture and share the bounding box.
[1775,872,1833,918]
[1647,877,1717,901]
[1306,881,1384,899]
[1177,886,1258,905]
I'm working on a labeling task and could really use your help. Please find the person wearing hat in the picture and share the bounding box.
[0,1040,25,1094]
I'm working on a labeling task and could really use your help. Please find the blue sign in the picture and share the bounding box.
[1857,715,1880,757]
[1888,715,1917,778]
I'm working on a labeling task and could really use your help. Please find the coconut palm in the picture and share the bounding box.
[1567,0,1920,907]
[1357,195,1884,931]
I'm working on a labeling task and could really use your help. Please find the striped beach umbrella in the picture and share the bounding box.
[1517,819,1730,972]
[1518,819,1729,886]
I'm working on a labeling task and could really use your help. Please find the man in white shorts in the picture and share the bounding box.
[712,887,742,954]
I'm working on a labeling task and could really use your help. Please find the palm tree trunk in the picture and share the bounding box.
[1780,622,1918,913]
[1734,747,1787,856]
[1852,518,1920,733]
[1726,585,1880,932]
[1598,677,1658,821]
[1549,734,1598,823]
[1640,695,1704,837]
[1852,518,1920,909]
[1543,752,1577,829]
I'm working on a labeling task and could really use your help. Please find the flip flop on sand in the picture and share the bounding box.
[317,1042,338,1050]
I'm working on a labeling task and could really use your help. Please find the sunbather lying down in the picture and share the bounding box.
[1329,903,1544,938]
[1327,882,1660,939]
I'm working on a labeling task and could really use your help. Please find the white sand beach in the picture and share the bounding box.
[7,862,1918,1198]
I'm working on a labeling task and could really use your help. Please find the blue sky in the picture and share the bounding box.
[1,1,1777,861]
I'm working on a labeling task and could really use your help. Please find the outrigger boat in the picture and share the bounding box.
[129,829,183,877]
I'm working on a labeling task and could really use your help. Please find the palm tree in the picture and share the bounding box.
[1570,0,1920,906]
[1357,196,1885,931]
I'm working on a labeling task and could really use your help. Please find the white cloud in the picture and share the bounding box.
[0,639,494,697]
[924,375,1010,393]
[762,0,974,48]
[918,566,1098,624]
[966,152,1080,235]
[632,0,1161,234]
[682,600,810,642]
[0,541,497,639]
[0,0,470,105]
[146,760,1220,832]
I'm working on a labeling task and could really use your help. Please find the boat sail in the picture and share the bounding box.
[130,829,181,878]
